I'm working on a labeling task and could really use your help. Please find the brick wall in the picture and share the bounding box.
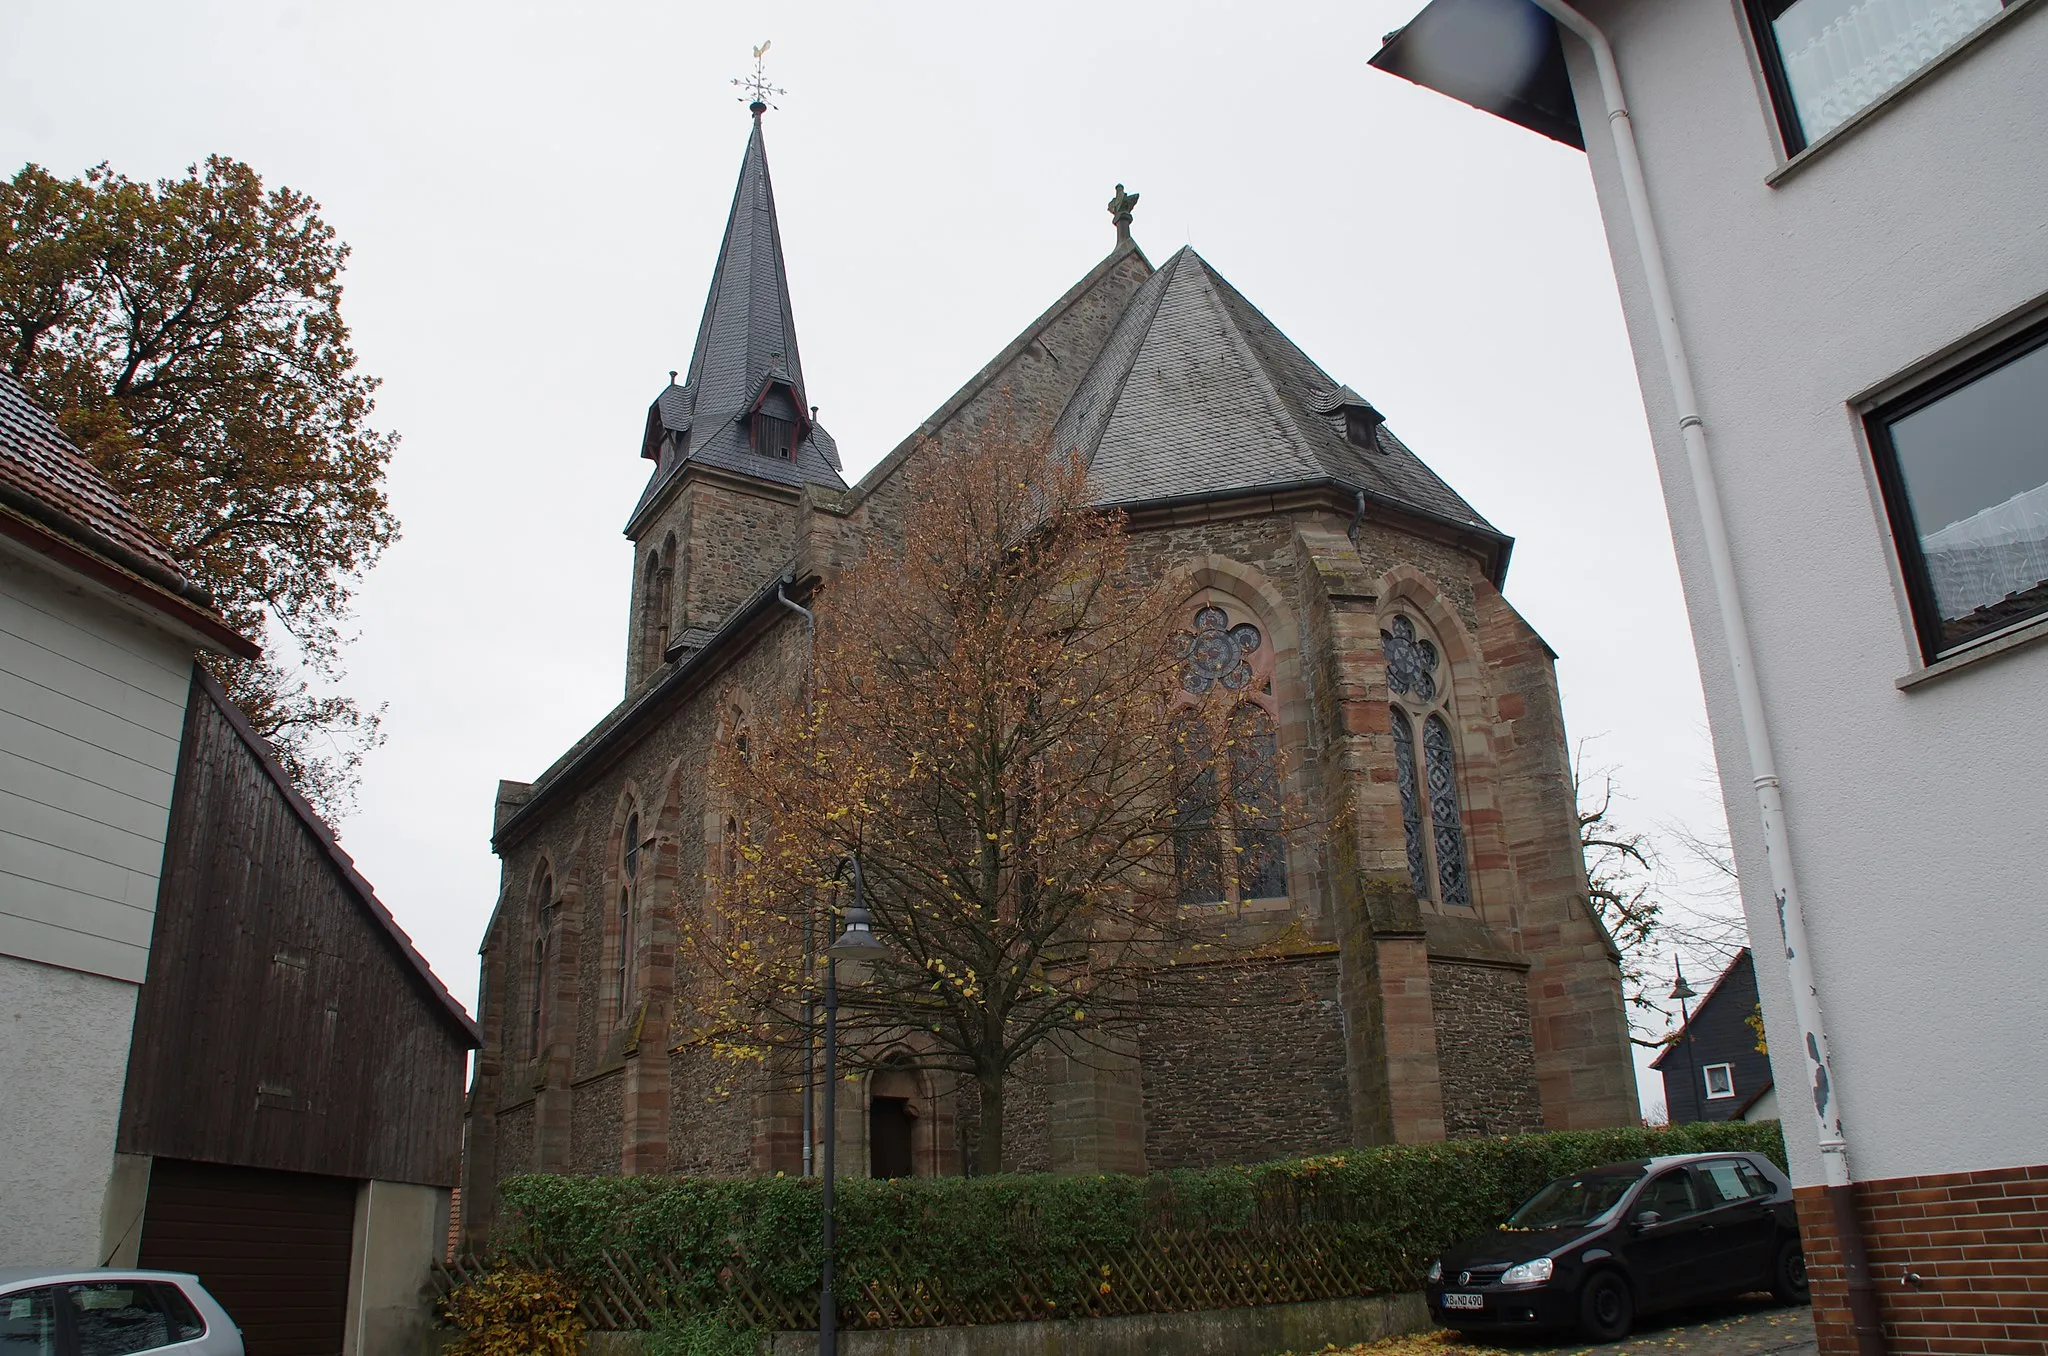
[1429,960,1542,1138]
[1140,957,1351,1170]
[1794,1162,2048,1354]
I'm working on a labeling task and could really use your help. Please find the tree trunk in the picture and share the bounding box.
[976,1069,1005,1175]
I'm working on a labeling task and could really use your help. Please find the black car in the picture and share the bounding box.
[1425,1151,1808,1341]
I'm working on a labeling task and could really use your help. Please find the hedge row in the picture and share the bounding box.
[493,1120,1785,1319]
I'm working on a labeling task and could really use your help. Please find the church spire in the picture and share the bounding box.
[631,77,844,533]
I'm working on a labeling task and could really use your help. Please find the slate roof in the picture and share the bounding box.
[628,114,845,532]
[1055,247,1502,548]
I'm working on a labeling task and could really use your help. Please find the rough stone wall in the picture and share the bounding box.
[830,247,1156,566]
[1428,961,1542,1139]
[665,1048,759,1177]
[570,1072,623,1175]
[494,1103,534,1180]
[952,1051,1054,1175]
[1139,957,1350,1170]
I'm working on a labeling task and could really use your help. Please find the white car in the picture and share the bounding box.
[0,1270,242,1355]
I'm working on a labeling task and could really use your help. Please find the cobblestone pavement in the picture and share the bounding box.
[1453,1296,1817,1355]
[1304,1297,1817,1356]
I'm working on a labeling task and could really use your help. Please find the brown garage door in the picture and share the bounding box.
[137,1159,357,1356]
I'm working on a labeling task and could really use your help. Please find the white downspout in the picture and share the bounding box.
[1519,3,1881,1346]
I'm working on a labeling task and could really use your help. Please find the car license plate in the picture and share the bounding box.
[1443,1292,1484,1311]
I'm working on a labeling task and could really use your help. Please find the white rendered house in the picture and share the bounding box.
[0,370,258,1266]
[1374,1,2047,1351]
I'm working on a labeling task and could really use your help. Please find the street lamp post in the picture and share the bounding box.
[819,855,888,1356]
[1670,956,1700,1125]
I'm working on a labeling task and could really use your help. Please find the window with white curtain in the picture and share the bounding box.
[1748,0,2009,150]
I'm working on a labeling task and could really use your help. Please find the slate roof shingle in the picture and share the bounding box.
[1055,246,1503,551]
[629,115,846,531]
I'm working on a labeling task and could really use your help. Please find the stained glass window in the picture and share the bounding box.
[1229,704,1288,900]
[1381,613,1472,909]
[1422,713,1471,907]
[529,871,553,1059]
[623,812,641,879]
[1380,615,1438,702]
[1177,605,1263,695]
[1390,707,1429,899]
[1173,715,1225,907]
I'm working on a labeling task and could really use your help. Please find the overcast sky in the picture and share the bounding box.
[6,0,1733,1115]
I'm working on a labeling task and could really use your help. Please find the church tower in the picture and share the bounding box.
[620,101,847,691]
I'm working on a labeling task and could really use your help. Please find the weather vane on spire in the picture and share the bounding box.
[733,40,785,115]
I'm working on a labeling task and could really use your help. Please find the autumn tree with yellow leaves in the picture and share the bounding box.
[680,420,1298,1174]
[3,157,397,819]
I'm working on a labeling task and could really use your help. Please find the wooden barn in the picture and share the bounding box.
[108,670,479,1356]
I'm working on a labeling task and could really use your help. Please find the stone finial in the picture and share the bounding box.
[1108,183,1139,247]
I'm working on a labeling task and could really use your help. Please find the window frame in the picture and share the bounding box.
[1171,598,1290,910]
[1381,611,1473,910]
[1866,315,2048,664]
[1743,0,2021,157]
[1703,1062,1738,1100]
[1741,0,1812,154]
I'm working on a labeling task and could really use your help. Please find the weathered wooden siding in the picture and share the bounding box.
[119,670,475,1186]
[0,554,194,983]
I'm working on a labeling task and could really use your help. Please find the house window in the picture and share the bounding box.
[1383,613,1471,908]
[753,413,795,459]
[1172,603,1288,907]
[1703,1063,1737,1100]
[1746,0,2009,152]
[1868,319,2048,662]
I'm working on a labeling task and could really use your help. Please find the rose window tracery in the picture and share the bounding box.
[1381,614,1438,703]
[1178,605,1263,694]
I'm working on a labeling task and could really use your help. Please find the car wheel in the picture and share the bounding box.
[1771,1237,1811,1305]
[1578,1270,1634,1342]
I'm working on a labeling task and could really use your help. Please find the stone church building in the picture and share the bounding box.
[462,108,1634,1233]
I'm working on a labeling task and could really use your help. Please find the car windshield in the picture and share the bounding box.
[1503,1168,1645,1230]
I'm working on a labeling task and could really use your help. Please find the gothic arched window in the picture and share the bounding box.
[617,812,641,1017]
[1172,601,1288,907]
[529,869,556,1059]
[1382,613,1471,908]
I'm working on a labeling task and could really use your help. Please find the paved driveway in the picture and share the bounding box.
[1445,1296,1816,1355]
[1311,1297,1816,1356]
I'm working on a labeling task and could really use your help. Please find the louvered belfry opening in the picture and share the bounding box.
[752,412,794,459]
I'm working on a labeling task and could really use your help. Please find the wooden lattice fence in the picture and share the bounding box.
[432,1221,1398,1332]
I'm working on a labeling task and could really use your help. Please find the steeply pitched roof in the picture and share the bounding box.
[1055,247,1504,552]
[0,370,257,658]
[628,114,846,532]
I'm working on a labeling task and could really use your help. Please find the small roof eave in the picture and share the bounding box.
[1370,0,1586,150]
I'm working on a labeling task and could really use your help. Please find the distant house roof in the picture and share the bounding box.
[1370,0,1586,150]
[627,113,846,535]
[0,370,258,659]
[1056,245,1512,580]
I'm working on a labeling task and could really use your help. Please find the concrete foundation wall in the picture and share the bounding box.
[579,1292,1428,1356]
[0,951,136,1266]
[342,1179,451,1356]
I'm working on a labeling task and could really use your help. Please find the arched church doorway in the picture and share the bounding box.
[869,1065,920,1179]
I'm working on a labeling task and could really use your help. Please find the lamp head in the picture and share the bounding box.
[828,904,889,986]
